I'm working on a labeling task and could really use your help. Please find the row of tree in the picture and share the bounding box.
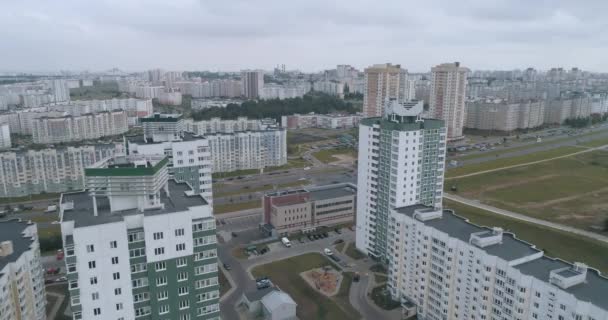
[191,92,359,121]
[564,114,608,128]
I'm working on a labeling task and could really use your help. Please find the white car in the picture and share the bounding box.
[324,248,333,256]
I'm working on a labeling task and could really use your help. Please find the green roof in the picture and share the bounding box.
[85,157,169,177]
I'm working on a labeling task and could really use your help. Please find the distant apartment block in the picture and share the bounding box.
[465,99,545,132]
[241,70,264,99]
[0,220,46,320]
[60,155,220,320]
[313,80,344,98]
[0,123,11,149]
[135,85,165,99]
[184,117,278,135]
[31,110,129,144]
[158,91,183,106]
[260,83,311,100]
[281,113,361,129]
[544,94,592,124]
[175,80,242,98]
[141,113,186,143]
[0,143,125,197]
[54,98,154,126]
[363,63,410,117]
[387,204,608,319]
[429,62,469,141]
[262,183,356,236]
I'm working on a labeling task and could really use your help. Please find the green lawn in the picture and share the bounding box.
[251,253,360,320]
[374,274,388,284]
[446,146,582,178]
[448,150,608,231]
[344,242,365,260]
[313,147,357,163]
[444,199,608,274]
[581,136,608,148]
[334,241,346,253]
[265,158,310,171]
[0,192,61,205]
[214,201,260,214]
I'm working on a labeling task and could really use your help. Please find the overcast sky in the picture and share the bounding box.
[1,0,606,73]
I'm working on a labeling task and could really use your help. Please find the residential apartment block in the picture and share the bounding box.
[312,80,344,98]
[175,80,242,99]
[31,110,129,144]
[0,220,46,320]
[281,113,361,130]
[363,63,410,117]
[142,113,186,143]
[356,100,446,262]
[544,94,593,124]
[465,99,545,132]
[184,117,277,135]
[241,70,264,99]
[429,62,469,141]
[387,205,608,320]
[0,143,125,197]
[60,155,220,320]
[262,183,356,236]
[0,123,11,149]
[259,83,311,100]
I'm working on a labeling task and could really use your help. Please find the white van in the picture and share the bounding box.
[281,237,291,247]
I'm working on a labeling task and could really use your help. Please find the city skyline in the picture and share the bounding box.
[2,0,608,72]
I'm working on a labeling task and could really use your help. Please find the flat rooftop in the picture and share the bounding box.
[309,184,356,201]
[0,220,34,274]
[62,180,209,228]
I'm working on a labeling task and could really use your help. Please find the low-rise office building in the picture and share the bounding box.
[60,155,220,320]
[0,219,46,320]
[387,204,608,319]
[262,183,356,236]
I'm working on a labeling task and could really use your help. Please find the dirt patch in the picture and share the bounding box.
[330,153,356,165]
[301,267,343,297]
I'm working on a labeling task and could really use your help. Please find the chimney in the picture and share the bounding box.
[0,241,14,257]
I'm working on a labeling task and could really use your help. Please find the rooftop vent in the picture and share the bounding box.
[470,227,503,248]
[413,207,443,221]
[62,201,74,211]
[0,241,14,257]
[549,262,588,289]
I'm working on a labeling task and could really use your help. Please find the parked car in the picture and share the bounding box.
[231,232,238,237]
[334,228,342,234]
[353,273,360,282]
[55,276,67,282]
[223,263,231,271]
[324,248,333,256]
[334,239,344,244]
[329,254,340,262]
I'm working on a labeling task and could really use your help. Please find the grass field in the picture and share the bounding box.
[444,199,608,274]
[0,192,61,205]
[344,242,365,260]
[214,200,260,214]
[313,147,357,163]
[446,146,582,178]
[251,253,360,320]
[448,150,608,231]
[265,158,310,171]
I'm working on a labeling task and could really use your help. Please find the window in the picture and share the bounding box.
[131,263,147,273]
[180,314,191,320]
[155,262,166,271]
[110,241,117,248]
[111,257,119,265]
[67,264,76,273]
[176,243,186,251]
[197,304,219,315]
[154,247,165,255]
[116,303,123,311]
[177,258,187,267]
[129,248,145,258]
[135,307,151,317]
[157,291,168,301]
[113,272,120,280]
[86,244,95,253]
[159,305,170,315]
[175,228,185,236]
[128,231,144,243]
[177,272,188,282]
[132,278,149,288]
[179,300,190,310]
[156,276,167,286]
[88,261,96,269]
[153,232,164,240]
[91,292,99,300]
[93,308,101,316]
[114,288,121,296]
[69,280,78,289]
[197,290,219,302]
[90,277,98,285]
[178,286,189,295]
[133,292,150,302]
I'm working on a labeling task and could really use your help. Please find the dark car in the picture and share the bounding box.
[307,235,313,241]
[256,281,271,290]
[334,228,342,234]
[334,239,344,244]
[223,263,231,271]
[353,273,360,282]
[231,232,238,237]
[322,232,328,238]
[329,255,341,262]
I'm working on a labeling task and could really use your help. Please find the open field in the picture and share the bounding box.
[444,199,608,274]
[447,150,608,232]
[446,146,583,178]
[313,147,357,164]
[214,201,260,214]
[214,179,310,198]
[251,253,360,320]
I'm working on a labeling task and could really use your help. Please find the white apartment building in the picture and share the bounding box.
[135,85,165,99]
[429,62,470,141]
[0,220,46,320]
[175,80,242,98]
[281,113,361,129]
[60,155,220,320]
[184,117,277,135]
[69,98,153,126]
[129,135,213,203]
[544,94,593,124]
[0,123,11,149]
[31,110,129,144]
[206,128,287,173]
[260,83,310,100]
[466,99,545,132]
[387,205,608,320]
[0,143,125,197]
[241,70,264,99]
[45,79,71,103]
[363,63,410,117]
[356,100,446,261]
[313,80,345,98]
[158,91,183,106]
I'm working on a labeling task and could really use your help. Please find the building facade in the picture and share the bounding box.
[280,113,361,130]
[0,123,10,149]
[141,114,186,143]
[465,99,545,132]
[262,183,356,235]
[363,63,409,117]
[356,100,446,261]
[31,110,129,144]
[0,220,46,320]
[241,70,264,99]
[60,155,220,320]
[429,62,469,141]
[0,143,125,197]
[312,80,344,98]
[387,205,608,320]
[184,117,277,135]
